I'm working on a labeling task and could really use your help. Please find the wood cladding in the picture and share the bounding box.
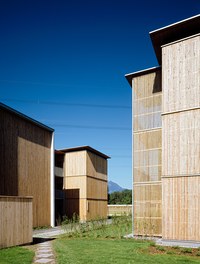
[162,109,200,177]
[128,17,200,242]
[162,34,200,113]
[162,177,200,240]
[0,107,53,227]
[162,34,200,241]
[134,183,162,236]
[63,149,108,221]
[86,200,107,220]
[87,177,107,200]
[0,196,32,248]
[64,151,87,177]
[133,70,162,236]
[87,151,107,180]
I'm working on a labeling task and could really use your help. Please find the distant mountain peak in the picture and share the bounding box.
[108,181,124,193]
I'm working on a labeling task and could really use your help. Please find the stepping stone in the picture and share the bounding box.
[40,242,51,246]
[37,249,52,253]
[35,259,54,263]
[33,241,55,264]
[38,247,52,250]
[36,253,54,258]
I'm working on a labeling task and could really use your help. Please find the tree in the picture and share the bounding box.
[108,189,132,204]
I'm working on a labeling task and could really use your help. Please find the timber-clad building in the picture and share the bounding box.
[0,102,55,228]
[0,101,109,240]
[55,146,109,223]
[125,15,200,242]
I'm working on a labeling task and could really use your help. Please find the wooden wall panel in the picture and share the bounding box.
[64,151,87,176]
[64,197,86,222]
[0,108,52,227]
[86,200,107,220]
[162,34,200,242]
[162,109,200,177]
[133,69,162,236]
[163,177,200,241]
[0,196,32,248]
[87,177,107,200]
[134,129,162,151]
[162,35,200,113]
[63,176,86,198]
[86,151,107,180]
[0,110,18,195]
[134,183,162,236]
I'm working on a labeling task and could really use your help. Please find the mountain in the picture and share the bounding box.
[108,181,125,193]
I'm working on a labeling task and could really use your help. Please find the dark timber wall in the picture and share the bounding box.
[0,105,53,227]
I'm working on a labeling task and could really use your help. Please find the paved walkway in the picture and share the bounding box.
[30,227,65,264]
[33,240,55,264]
[33,226,65,239]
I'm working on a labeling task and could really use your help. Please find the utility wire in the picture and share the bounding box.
[0,98,131,109]
[52,123,131,130]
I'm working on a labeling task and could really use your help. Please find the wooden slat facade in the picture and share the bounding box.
[0,196,32,248]
[62,148,109,221]
[162,34,200,241]
[0,105,53,227]
[133,69,162,236]
[126,15,200,243]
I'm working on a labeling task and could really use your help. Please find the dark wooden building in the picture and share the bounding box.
[0,103,54,227]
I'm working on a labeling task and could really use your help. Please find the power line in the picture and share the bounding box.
[0,98,131,109]
[52,123,131,131]
[111,155,132,158]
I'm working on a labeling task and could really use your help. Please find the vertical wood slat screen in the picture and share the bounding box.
[162,34,200,241]
[133,70,162,236]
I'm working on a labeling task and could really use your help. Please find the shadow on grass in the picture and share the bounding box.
[32,237,55,245]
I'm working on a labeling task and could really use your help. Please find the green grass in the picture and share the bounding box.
[54,238,200,264]
[0,247,34,264]
[62,214,132,239]
[54,216,200,264]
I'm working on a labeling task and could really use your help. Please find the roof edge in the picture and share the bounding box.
[125,66,161,87]
[149,14,200,64]
[149,14,200,35]
[0,102,54,132]
[58,145,110,159]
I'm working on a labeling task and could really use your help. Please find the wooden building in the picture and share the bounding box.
[55,146,110,222]
[125,15,200,242]
[126,67,162,236]
[0,103,55,228]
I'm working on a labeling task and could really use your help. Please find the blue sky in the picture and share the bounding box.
[0,1,199,189]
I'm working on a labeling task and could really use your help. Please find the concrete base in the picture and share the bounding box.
[126,234,200,248]
[157,239,200,249]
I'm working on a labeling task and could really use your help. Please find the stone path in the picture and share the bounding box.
[33,240,56,264]
[30,226,65,264]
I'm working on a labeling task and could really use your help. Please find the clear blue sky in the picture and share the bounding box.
[0,1,199,189]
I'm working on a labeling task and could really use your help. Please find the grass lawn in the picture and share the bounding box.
[0,246,34,264]
[54,238,200,264]
[53,216,200,264]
